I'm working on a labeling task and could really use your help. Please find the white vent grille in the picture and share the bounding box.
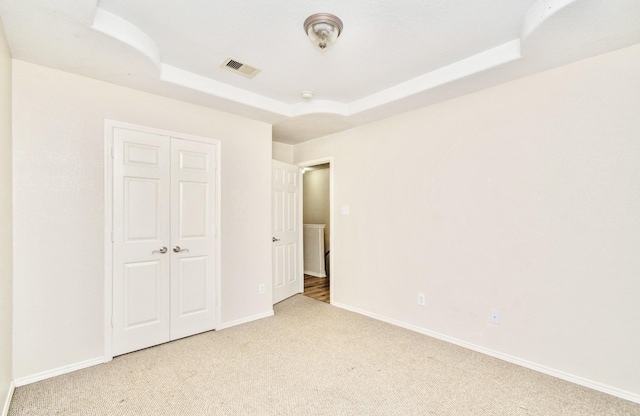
[221,58,261,78]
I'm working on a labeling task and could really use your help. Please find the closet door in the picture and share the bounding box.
[112,128,172,356]
[169,138,217,340]
[111,126,218,356]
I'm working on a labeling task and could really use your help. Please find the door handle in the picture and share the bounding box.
[153,247,168,254]
[173,246,189,253]
[272,237,280,242]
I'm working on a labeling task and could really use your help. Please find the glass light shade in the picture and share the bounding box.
[304,14,343,50]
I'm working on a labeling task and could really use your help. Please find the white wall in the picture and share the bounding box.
[0,18,13,413]
[303,167,330,251]
[294,43,640,399]
[12,61,273,381]
[272,141,293,164]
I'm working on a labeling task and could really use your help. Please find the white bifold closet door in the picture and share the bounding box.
[112,127,217,356]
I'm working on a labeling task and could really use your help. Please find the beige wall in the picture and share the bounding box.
[272,141,294,164]
[0,18,13,412]
[12,61,273,381]
[294,43,640,398]
[303,167,330,252]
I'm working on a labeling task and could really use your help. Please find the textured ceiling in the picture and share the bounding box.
[1,0,639,144]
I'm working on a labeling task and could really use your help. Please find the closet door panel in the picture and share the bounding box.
[112,128,171,356]
[170,138,218,340]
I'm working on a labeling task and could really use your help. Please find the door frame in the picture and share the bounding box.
[103,119,221,361]
[297,157,334,305]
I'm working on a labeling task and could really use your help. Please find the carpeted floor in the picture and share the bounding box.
[9,295,640,415]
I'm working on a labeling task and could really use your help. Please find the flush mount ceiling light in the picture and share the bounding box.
[303,13,343,50]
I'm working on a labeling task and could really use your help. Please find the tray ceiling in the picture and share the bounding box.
[1,0,639,143]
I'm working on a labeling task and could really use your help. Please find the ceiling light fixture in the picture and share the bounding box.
[303,13,343,50]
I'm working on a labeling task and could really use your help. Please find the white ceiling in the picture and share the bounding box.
[1,0,639,144]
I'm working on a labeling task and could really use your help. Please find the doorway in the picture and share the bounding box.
[299,159,333,304]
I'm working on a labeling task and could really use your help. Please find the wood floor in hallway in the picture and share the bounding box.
[303,275,330,303]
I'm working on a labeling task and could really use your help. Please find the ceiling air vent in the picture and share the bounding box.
[221,58,261,79]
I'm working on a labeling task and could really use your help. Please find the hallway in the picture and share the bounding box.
[303,275,329,303]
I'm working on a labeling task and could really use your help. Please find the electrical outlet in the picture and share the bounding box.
[259,284,265,295]
[418,293,426,306]
[490,309,501,325]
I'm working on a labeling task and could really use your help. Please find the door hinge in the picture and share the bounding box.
[111,315,114,328]
[111,231,114,242]
[110,143,114,159]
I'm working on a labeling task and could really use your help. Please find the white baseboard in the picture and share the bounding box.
[2,381,14,416]
[217,310,274,330]
[12,311,275,388]
[332,301,640,405]
[13,357,107,388]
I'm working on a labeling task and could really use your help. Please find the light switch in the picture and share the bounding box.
[341,205,350,215]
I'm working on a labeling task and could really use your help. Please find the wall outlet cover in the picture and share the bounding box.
[490,309,501,324]
[418,293,426,306]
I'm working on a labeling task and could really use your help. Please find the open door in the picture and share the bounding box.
[272,160,303,304]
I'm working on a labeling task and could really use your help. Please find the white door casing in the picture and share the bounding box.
[297,157,334,305]
[110,122,219,357]
[272,160,303,304]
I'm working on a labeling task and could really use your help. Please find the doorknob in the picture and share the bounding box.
[152,247,168,254]
[272,237,280,242]
[173,246,189,253]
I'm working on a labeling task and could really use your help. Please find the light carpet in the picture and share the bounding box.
[9,295,640,415]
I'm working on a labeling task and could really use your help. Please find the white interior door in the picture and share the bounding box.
[112,128,172,355]
[112,125,218,356]
[272,160,302,304]
[170,138,217,340]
